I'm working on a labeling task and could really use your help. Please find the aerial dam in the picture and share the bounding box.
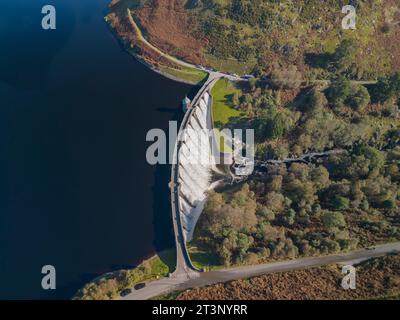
[178,91,215,241]
[170,73,222,276]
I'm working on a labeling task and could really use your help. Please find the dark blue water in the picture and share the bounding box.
[0,0,190,299]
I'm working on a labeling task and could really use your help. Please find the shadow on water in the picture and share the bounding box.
[151,82,205,270]
[152,100,183,271]
[152,82,203,270]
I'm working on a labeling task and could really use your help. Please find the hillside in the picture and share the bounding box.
[111,0,400,78]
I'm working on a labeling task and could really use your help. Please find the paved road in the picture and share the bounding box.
[121,242,400,300]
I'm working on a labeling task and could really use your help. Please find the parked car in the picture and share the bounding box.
[120,288,132,297]
[134,283,146,290]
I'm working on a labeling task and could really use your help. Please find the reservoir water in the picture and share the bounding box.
[0,0,191,299]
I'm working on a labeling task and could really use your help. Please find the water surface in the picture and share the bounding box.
[0,0,190,299]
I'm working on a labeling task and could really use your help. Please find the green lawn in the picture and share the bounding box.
[211,78,244,127]
[159,65,208,85]
[187,244,222,271]
[205,54,256,76]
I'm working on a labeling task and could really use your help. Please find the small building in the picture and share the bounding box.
[182,96,191,112]
[232,156,254,177]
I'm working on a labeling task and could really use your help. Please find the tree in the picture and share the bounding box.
[253,108,292,141]
[198,184,258,245]
[330,195,350,210]
[270,113,288,138]
[218,239,234,266]
[371,73,400,103]
[262,225,285,244]
[321,239,341,254]
[304,88,328,113]
[268,175,283,192]
[281,209,296,226]
[259,90,277,109]
[326,76,352,108]
[323,211,347,229]
[270,65,302,89]
[310,166,330,189]
[256,206,275,221]
[347,84,370,112]
[386,129,400,149]
[327,78,370,111]
[330,39,358,75]
[236,233,254,261]
[353,144,385,171]
[265,192,285,212]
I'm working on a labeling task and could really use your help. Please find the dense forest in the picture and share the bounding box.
[194,73,400,266]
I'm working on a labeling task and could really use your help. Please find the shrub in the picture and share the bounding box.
[331,195,350,211]
[326,77,370,111]
[371,73,400,103]
[322,211,346,229]
[270,65,302,89]
[330,39,358,75]
[303,88,328,113]
[347,85,370,112]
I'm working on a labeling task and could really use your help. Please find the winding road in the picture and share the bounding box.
[121,242,400,300]
[126,9,241,83]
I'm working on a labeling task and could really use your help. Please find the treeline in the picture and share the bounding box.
[196,146,400,266]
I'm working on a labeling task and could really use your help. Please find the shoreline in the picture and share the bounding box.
[105,17,201,86]
[74,7,206,300]
[74,249,175,300]
[104,8,208,86]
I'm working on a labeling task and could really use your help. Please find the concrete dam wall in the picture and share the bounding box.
[177,90,215,242]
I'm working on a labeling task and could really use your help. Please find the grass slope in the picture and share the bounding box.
[211,78,244,127]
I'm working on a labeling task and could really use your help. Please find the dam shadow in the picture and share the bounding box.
[152,102,182,271]
[152,84,202,271]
